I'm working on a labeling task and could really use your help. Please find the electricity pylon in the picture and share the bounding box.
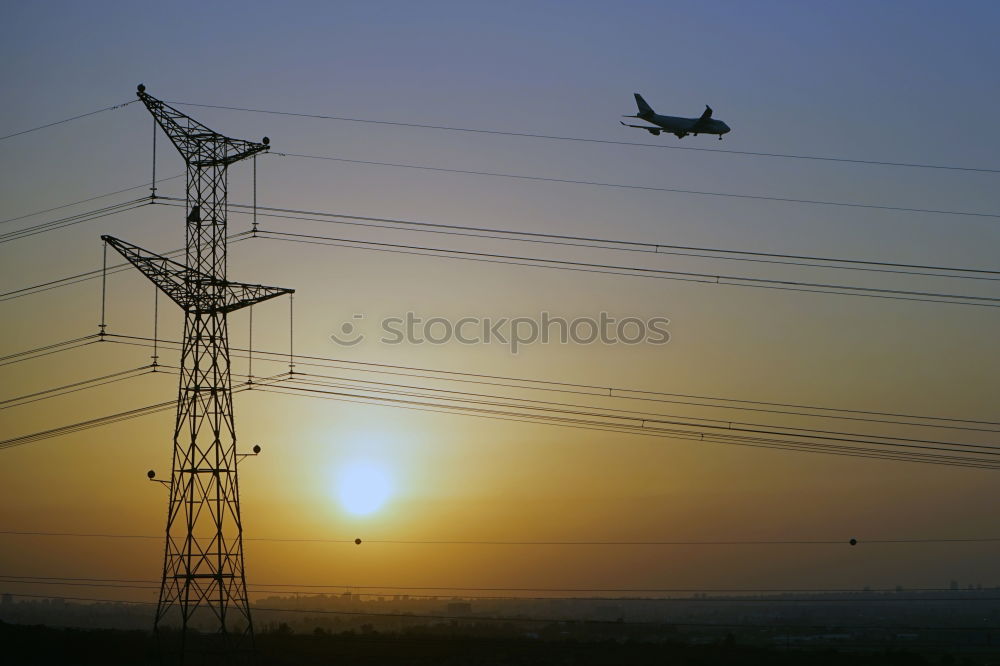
[103,84,293,663]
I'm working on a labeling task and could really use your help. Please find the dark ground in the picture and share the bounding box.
[2,621,995,666]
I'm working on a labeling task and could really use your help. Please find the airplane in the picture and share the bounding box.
[621,93,731,139]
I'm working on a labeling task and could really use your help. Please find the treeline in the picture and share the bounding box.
[1,619,984,666]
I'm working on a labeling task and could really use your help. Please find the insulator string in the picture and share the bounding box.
[288,294,295,375]
[152,287,159,369]
[150,116,157,200]
[99,242,108,338]
[248,304,254,384]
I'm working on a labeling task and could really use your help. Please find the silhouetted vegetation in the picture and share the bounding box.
[3,619,994,666]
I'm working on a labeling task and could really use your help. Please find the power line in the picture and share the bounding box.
[0,199,151,245]
[202,604,1000,627]
[251,383,1000,470]
[3,577,999,604]
[145,349,1000,467]
[36,356,954,470]
[284,370,998,434]
[7,186,996,310]
[146,350,1000,465]
[5,186,995,307]
[0,263,141,303]
[1,370,994,468]
[0,530,155,540]
[1,530,998,547]
[5,197,994,307]
[0,334,101,368]
[289,368,995,434]
[270,535,1000,547]
[158,197,1000,282]
[275,152,1000,220]
[0,174,183,227]
[253,229,1000,307]
[0,233,251,303]
[0,335,99,363]
[0,100,136,143]
[3,334,993,467]
[167,100,1000,175]
[0,372,288,451]
[103,332,1000,432]
[277,373,997,455]
[0,365,155,410]
[3,574,996,595]
[0,401,175,450]
[171,358,1000,466]
[152,357,998,463]
[243,583,1000,594]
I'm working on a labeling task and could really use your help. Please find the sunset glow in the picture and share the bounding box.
[2,3,999,663]
[335,460,392,516]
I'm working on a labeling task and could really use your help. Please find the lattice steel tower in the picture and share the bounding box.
[103,84,293,663]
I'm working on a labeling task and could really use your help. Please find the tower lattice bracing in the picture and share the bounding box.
[104,85,293,663]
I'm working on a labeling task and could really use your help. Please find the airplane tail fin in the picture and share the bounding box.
[634,93,654,118]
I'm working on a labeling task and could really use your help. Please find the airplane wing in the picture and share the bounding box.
[690,105,713,132]
[620,121,661,136]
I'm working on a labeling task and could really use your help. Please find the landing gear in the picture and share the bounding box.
[718,135,723,140]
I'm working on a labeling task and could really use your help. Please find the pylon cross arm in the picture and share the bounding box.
[102,234,293,314]
[219,280,295,314]
[137,87,268,167]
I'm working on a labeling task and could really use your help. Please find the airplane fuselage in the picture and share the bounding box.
[642,112,730,137]
[622,94,731,139]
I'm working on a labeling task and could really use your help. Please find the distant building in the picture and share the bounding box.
[1,593,12,605]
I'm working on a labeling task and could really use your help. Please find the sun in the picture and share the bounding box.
[335,461,393,516]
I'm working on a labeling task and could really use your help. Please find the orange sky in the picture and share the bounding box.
[1,1,999,605]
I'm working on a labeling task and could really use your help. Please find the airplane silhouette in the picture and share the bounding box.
[621,93,731,139]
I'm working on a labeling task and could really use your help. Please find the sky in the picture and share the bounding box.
[1,0,999,603]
